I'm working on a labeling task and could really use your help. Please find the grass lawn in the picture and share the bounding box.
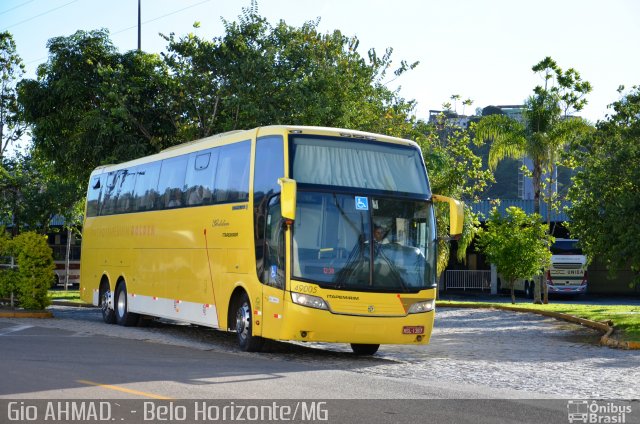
[437,300,640,343]
[48,289,84,303]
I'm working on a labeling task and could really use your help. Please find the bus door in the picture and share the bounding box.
[261,197,286,339]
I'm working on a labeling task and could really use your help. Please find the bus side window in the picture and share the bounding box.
[133,162,161,212]
[264,197,285,289]
[100,171,120,216]
[253,136,284,281]
[86,174,105,217]
[158,155,188,209]
[184,150,217,206]
[213,141,250,203]
[114,168,137,214]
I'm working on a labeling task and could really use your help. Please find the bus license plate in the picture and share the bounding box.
[402,326,424,334]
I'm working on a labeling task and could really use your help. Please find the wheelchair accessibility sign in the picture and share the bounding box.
[355,196,369,210]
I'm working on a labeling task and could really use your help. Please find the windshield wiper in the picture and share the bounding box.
[374,244,409,292]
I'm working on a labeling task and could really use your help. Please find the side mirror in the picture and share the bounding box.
[278,178,297,221]
[432,194,464,236]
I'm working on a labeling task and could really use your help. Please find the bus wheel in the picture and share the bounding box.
[100,281,116,325]
[235,293,264,352]
[114,282,139,327]
[350,343,380,355]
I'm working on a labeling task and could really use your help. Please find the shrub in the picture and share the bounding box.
[1,231,55,310]
[0,230,15,300]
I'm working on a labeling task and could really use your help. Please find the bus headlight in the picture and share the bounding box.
[291,292,329,310]
[407,299,435,314]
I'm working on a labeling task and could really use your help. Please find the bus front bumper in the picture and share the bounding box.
[547,283,587,294]
[275,301,435,345]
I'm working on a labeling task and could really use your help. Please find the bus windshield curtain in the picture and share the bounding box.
[292,142,427,195]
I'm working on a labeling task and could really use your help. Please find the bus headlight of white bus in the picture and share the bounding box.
[291,292,329,310]
[407,299,435,314]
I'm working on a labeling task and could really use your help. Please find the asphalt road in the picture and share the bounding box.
[0,319,529,400]
[0,308,638,424]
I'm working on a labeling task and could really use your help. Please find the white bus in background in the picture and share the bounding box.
[48,230,81,288]
[513,239,588,298]
[546,238,588,295]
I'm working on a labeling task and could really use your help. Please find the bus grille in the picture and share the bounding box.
[552,263,582,269]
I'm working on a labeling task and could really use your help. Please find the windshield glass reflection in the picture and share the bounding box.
[292,192,436,292]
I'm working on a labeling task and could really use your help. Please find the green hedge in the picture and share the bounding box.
[0,229,55,310]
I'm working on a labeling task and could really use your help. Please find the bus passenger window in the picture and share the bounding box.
[86,174,105,217]
[114,168,137,214]
[100,171,119,216]
[158,155,188,210]
[184,150,217,207]
[133,162,161,212]
[213,141,250,203]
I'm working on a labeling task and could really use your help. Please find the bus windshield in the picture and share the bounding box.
[551,239,583,255]
[290,136,430,196]
[292,192,436,292]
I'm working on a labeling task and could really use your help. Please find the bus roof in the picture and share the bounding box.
[89,125,421,176]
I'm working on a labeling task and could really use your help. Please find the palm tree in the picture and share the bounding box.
[462,98,473,116]
[450,94,461,113]
[474,57,593,303]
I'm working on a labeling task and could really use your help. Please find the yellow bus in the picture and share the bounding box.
[80,126,462,355]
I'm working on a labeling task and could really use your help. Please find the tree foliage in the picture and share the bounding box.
[415,115,492,271]
[18,29,179,191]
[473,57,593,303]
[0,31,25,162]
[474,57,593,215]
[18,6,422,198]
[0,229,54,310]
[1,150,81,234]
[568,86,640,286]
[476,206,553,303]
[161,3,418,139]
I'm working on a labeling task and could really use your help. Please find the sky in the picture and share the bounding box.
[2,0,640,124]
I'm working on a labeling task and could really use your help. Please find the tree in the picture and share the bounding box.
[568,86,640,287]
[18,29,178,193]
[474,57,593,303]
[0,151,80,235]
[476,206,553,303]
[0,230,54,310]
[462,98,473,115]
[415,109,493,275]
[450,94,461,113]
[20,6,420,196]
[0,32,25,162]
[160,2,418,140]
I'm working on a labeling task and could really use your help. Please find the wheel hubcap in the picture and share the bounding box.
[236,302,250,341]
[117,292,126,317]
[101,291,111,314]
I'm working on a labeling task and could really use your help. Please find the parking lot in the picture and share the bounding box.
[1,304,638,399]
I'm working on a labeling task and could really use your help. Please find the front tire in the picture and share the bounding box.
[235,293,264,352]
[114,282,139,327]
[351,343,380,355]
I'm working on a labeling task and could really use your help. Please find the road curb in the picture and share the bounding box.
[50,300,96,308]
[0,310,53,318]
[437,302,639,350]
[51,300,97,308]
